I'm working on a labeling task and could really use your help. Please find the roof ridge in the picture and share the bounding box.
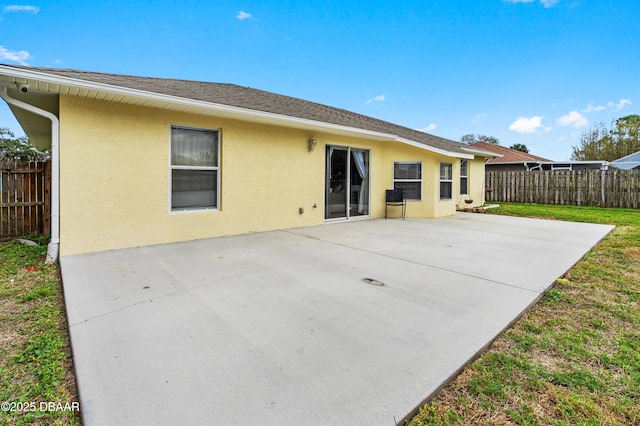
[471,142,552,162]
[1,64,471,156]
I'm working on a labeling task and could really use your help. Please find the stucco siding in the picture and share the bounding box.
[59,96,474,255]
[459,157,486,209]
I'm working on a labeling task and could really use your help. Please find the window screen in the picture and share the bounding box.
[393,162,422,200]
[170,126,219,210]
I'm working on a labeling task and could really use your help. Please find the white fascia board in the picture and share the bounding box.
[487,161,541,165]
[462,147,504,158]
[1,66,433,146]
[394,137,474,159]
[540,161,608,165]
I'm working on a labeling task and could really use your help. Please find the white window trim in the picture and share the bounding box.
[460,160,468,195]
[169,124,221,213]
[393,161,422,201]
[440,162,453,201]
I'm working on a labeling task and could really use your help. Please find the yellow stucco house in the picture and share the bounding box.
[0,65,495,260]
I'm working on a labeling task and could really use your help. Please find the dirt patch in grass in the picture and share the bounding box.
[0,298,22,317]
[623,247,640,260]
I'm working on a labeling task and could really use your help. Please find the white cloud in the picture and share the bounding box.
[582,103,605,113]
[509,116,545,133]
[0,45,31,65]
[236,10,252,20]
[557,110,588,128]
[417,124,437,132]
[472,113,488,123]
[609,99,632,111]
[4,5,40,13]
[503,0,559,7]
[540,0,559,7]
[366,95,385,105]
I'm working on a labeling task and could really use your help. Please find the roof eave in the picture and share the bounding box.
[0,65,470,155]
[540,161,608,165]
[486,161,542,165]
[461,146,503,158]
[395,137,473,159]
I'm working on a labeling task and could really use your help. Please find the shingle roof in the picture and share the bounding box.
[2,65,472,156]
[470,142,552,163]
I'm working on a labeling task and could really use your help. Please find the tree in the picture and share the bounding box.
[509,143,529,153]
[460,134,500,145]
[571,115,640,161]
[610,114,640,159]
[0,127,48,161]
[570,122,609,161]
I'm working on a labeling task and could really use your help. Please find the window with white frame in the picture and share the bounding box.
[170,125,219,211]
[393,162,422,200]
[440,163,453,200]
[460,160,468,195]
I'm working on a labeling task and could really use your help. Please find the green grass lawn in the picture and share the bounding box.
[0,237,80,426]
[2,203,639,425]
[409,203,640,425]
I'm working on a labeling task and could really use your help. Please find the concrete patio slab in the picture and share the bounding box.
[60,213,614,425]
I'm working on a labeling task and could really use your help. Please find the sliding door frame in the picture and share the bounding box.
[325,145,371,221]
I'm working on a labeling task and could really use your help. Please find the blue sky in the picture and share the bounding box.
[0,0,638,160]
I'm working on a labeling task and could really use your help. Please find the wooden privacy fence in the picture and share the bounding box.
[0,161,51,240]
[486,169,640,208]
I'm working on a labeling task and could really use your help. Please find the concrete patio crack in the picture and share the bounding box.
[283,229,542,295]
[68,289,186,327]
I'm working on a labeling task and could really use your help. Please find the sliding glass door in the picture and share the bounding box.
[325,146,369,220]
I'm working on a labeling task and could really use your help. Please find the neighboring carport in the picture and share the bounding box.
[60,213,614,425]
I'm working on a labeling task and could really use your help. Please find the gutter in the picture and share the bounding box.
[528,162,543,171]
[0,87,60,263]
[395,137,474,159]
[0,65,474,160]
[461,146,504,158]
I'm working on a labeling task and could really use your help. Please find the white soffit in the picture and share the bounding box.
[0,66,469,157]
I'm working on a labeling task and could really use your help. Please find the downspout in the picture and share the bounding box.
[0,87,60,263]
[529,162,543,171]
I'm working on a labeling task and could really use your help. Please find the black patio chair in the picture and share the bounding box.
[385,189,406,220]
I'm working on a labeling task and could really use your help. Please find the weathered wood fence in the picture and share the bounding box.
[0,161,51,240]
[485,169,640,208]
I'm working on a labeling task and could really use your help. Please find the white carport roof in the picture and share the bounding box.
[610,151,640,170]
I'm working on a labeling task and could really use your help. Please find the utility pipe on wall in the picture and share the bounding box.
[0,87,60,263]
